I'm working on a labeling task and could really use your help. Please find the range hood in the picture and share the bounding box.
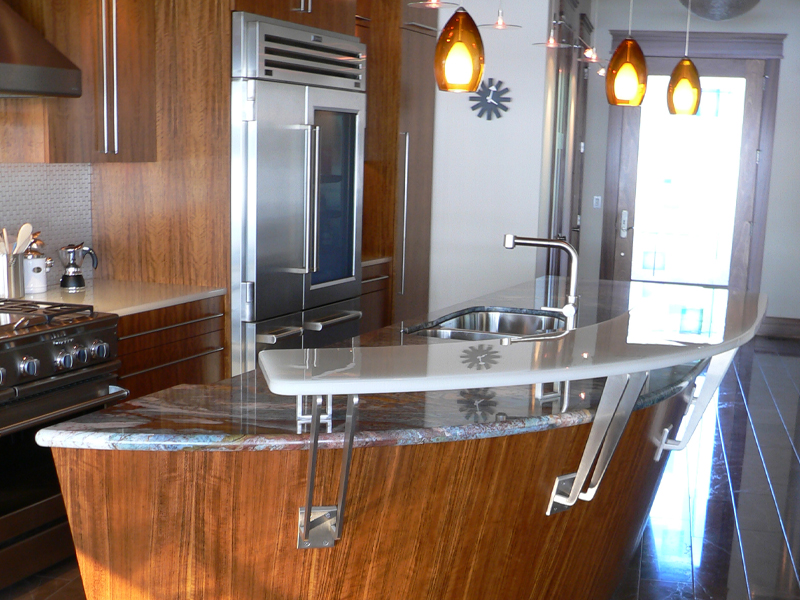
[0,0,81,97]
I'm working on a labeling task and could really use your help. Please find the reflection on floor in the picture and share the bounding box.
[613,336,800,600]
[1,337,799,600]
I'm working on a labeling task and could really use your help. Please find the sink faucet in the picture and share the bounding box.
[503,234,579,330]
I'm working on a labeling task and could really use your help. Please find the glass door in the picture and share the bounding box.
[602,57,767,293]
[304,87,366,310]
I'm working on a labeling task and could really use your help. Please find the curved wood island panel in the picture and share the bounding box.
[50,390,686,600]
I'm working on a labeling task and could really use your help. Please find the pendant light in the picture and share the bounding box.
[408,0,457,9]
[606,0,647,106]
[434,8,485,93]
[667,0,701,115]
[479,7,521,30]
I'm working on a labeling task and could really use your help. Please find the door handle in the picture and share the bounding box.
[620,210,631,239]
[311,124,321,274]
[398,132,410,295]
[256,326,304,345]
[304,310,362,332]
[296,124,319,274]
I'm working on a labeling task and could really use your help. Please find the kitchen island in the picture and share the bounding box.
[36,279,765,600]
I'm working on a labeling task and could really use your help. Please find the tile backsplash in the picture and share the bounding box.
[0,164,93,288]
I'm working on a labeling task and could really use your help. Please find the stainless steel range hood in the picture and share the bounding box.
[0,0,81,97]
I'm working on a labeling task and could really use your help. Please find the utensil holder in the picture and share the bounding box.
[0,255,25,298]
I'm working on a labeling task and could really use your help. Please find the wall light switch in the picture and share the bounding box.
[593,195,602,209]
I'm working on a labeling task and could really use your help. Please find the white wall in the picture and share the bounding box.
[428,0,551,312]
[580,0,800,318]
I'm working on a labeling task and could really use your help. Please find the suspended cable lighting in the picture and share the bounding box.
[434,8,485,93]
[668,0,702,115]
[606,0,647,106]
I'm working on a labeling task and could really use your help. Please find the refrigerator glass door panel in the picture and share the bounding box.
[304,87,365,310]
[252,80,309,321]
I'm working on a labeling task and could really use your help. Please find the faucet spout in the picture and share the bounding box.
[503,234,579,329]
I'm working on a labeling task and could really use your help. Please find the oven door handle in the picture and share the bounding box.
[0,386,129,437]
[256,326,304,345]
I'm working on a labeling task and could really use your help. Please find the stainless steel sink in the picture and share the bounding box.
[405,307,566,341]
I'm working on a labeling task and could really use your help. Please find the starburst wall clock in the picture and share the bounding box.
[469,78,512,121]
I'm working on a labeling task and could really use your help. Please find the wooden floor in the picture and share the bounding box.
[3,336,799,600]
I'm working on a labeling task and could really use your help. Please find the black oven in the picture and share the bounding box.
[0,301,126,591]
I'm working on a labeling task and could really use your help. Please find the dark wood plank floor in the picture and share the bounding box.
[2,336,799,600]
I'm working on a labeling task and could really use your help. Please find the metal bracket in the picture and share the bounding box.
[547,371,648,515]
[654,348,737,461]
[297,393,333,423]
[534,380,570,414]
[298,393,359,549]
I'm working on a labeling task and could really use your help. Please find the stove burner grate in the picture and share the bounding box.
[0,299,95,323]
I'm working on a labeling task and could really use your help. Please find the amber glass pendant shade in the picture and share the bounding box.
[434,8,484,93]
[606,37,647,106]
[667,58,701,115]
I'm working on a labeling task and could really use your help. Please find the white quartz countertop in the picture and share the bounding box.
[259,280,767,396]
[25,279,226,316]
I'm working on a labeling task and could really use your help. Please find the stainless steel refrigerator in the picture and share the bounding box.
[231,13,367,375]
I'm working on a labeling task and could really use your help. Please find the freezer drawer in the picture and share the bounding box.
[248,298,362,372]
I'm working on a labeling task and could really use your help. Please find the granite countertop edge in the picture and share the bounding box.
[35,360,704,452]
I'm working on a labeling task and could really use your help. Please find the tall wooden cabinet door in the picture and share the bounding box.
[233,0,357,36]
[392,25,435,323]
[91,0,156,163]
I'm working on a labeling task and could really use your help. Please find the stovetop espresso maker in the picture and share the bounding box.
[58,243,98,292]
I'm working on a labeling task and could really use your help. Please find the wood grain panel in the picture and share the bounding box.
[233,0,357,35]
[359,0,402,262]
[53,394,683,600]
[118,350,225,399]
[0,99,47,162]
[91,0,231,375]
[117,297,225,338]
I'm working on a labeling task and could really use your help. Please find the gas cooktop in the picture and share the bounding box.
[0,299,118,390]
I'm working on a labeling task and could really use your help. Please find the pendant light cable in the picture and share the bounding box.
[684,0,692,56]
[627,0,633,36]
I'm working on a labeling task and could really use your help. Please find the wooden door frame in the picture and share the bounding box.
[600,31,785,292]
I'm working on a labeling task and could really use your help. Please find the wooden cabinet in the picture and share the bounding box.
[117,297,225,400]
[0,0,156,163]
[233,0,357,36]
[392,17,436,323]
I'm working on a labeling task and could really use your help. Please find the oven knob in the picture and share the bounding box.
[91,340,111,359]
[0,367,5,385]
[19,356,40,377]
[55,350,74,371]
[72,345,89,363]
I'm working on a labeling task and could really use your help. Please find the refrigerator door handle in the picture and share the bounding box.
[311,124,321,274]
[256,326,304,345]
[303,310,363,332]
[298,124,315,274]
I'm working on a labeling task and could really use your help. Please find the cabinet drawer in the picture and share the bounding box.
[118,316,224,355]
[119,330,225,378]
[117,297,224,338]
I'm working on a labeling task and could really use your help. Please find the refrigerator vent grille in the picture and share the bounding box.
[251,21,366,91]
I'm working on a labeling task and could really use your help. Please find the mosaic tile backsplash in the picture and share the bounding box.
[0,164,93,288]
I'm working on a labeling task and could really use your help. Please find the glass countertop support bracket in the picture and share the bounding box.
[547,371,649,515]
[654,348,737,461]
[298,393,359,549]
